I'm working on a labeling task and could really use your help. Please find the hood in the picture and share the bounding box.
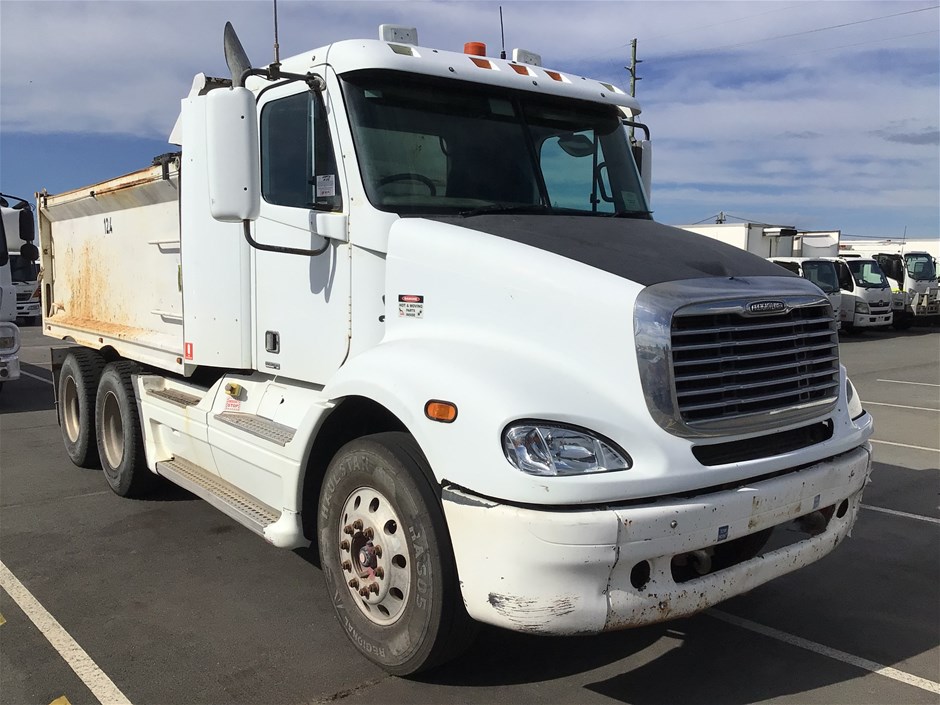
[426,215,795,286]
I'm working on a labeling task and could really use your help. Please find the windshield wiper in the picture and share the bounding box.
[458,204,551,217]
[605,210,652,219]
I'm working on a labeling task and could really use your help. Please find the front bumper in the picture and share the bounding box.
[443,444,872,635]
[16,302,40,317]
[853,311,891,327]
[0,354,21,382]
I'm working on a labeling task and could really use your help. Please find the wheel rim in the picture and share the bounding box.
[338,486,412,626]
[62,374,81,443]
[100,390,125,469]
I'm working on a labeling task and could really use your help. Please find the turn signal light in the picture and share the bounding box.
[425,400,458,423]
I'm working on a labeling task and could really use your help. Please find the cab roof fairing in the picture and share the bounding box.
[278,38,642,117]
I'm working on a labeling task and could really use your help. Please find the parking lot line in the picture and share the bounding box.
[0,561,133,705]
[870,439,940,453]
[876,379,940,387]
[707,609,940,695]
[21,369,53,384]
[861,504,940,525]
[863,401,939,412]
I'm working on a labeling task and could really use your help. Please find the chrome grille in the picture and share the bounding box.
[671,301,840,426]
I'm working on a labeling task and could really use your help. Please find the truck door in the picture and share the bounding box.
[253,82,349,384]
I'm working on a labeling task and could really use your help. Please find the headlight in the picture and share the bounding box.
[846,377,864,420]
[503,422,632,476]
[0,323,20,354]
[855,301,870,314]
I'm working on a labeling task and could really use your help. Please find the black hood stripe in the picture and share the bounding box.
[425,215,795,286]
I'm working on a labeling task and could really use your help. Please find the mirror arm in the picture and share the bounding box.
[240,67,326,93]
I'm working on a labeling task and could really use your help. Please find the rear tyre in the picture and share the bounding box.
[318,432,476,675]
[59,349,105,467]
[95,361,155,497]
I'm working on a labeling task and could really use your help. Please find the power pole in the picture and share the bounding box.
[625,38,641,138]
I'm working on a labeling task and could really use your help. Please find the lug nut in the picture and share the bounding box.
[348,578,359,589]
[359,587,370,597]
[343,524,354,535]
[340,540,350,551]
[352,519,363,531]
[369,582,380,594]
[375,567,385,579]
[364,527,374,540]
[342,560,352,572]
[374,545,383,558]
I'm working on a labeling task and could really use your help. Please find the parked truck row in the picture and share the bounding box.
[0,193,40,391]
[38,23,873,674]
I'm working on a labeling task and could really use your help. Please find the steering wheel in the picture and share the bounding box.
[377,173,436,196]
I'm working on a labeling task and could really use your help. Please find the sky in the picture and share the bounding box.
[1,0,938,240]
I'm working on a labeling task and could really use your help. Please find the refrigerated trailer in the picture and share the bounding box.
[39,22,874,675]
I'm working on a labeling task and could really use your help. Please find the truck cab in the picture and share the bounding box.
[768,256,843,326]
[1,194,40,324]
[0,232,22,390]
[834,255,893,332]
[872,252,939,326]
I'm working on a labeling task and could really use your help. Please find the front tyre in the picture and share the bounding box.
[318,432,475,675]
[95,361,155,498]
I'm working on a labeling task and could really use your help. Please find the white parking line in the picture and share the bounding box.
[871,439,940,453]
[863,401,939,412]
[0,561,133,705]
[708,609,940,695]
[877,379,940,388]
[20,370,53,385]
[861,504,940,525]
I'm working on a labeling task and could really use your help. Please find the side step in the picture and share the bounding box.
[155,457,280,537]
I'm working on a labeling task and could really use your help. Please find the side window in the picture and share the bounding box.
[260,91,342,211]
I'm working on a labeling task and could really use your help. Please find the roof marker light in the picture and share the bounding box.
[470,56,495,69]
[509,63,531,76]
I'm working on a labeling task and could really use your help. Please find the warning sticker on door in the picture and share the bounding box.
[398,294,424,318]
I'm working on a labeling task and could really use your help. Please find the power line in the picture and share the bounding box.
[787,29,939,57]
[686,4,940,55]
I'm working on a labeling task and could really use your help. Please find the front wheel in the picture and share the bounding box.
[318,432,475,675]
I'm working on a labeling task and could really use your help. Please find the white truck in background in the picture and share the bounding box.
[1,194,42,324]
[0,194,37,391]
[767,257,842,325]
[834,255,894,332]
[676,222,798,258]
[39,23,873,675]
[871,252,939,326]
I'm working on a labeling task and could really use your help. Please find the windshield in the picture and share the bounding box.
[341,71,651,218]
[801,260,839,293]
[9,255,38,282]
[847,260,889,289]
[905,254,937,281]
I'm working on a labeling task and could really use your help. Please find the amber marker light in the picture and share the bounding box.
[425,400,458,423]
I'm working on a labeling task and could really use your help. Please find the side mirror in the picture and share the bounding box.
[205,87,260,222]
[635,139,652,202]
[20,243,39,261]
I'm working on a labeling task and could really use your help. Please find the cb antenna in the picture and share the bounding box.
[273,0,281,65]
[499,6,506,59]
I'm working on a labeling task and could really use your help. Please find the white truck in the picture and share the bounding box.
[767,257,843,325]
[871,251,939,327]
[834,256,894,333]
[677,222,798,258]
[39,23,874,675]
[0,194,35,391]
[1,194,42,324]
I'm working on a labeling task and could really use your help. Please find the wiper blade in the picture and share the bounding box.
[458,203,550,217]
[605,210,652,219]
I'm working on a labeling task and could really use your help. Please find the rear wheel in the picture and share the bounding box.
[95,361,155,497]
[318,432,476,675]
[59,349,105,467]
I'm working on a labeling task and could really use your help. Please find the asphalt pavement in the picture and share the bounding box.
[1,321,937,705]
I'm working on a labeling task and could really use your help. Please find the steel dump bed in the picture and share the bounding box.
[39,158,184,373]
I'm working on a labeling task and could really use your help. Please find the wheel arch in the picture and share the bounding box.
[300,395,410,540]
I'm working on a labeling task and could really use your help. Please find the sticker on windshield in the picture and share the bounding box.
[399,295,424,319]
[316,175,336,198]
[621,191,641,209]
